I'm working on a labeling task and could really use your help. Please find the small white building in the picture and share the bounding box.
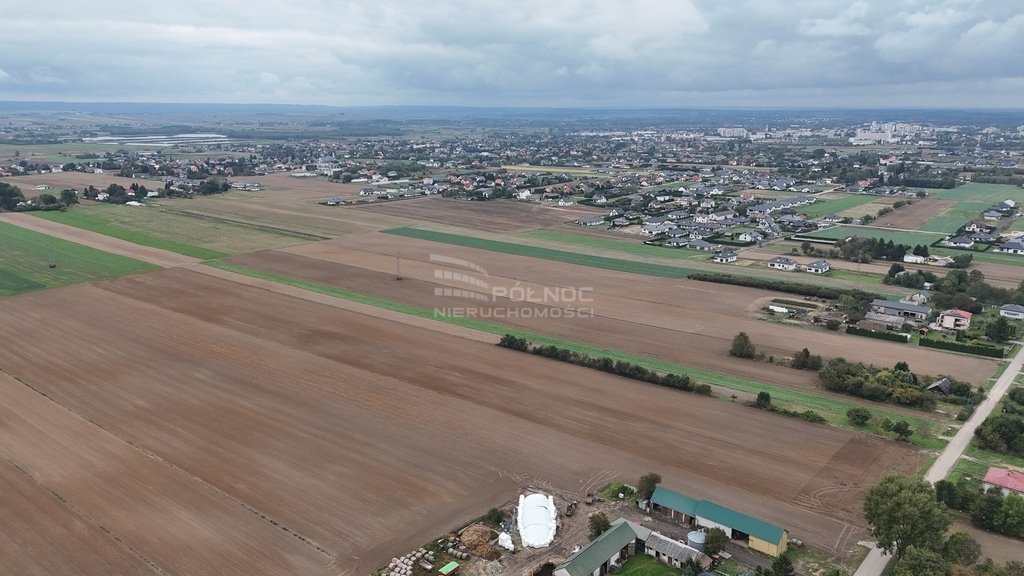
[999,304,1024,320]
[767,256,798,271]
[805,260,831,274]
[712,251,738,263]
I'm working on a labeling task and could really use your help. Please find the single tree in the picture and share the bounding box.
[770,552,796,576]
[847,407,872,426]
[756,391,772,409]
[636,473,662,500]
[942,532,981,566]
[703,527,729,555]
[37,193,59,205]
[588,512,611,539]
[986,317,1017,343]
[864,475,950,559]
[729,332,756,359]
[891,420,913,442]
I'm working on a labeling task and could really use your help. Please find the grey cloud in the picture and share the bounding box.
[0,0,1021,107]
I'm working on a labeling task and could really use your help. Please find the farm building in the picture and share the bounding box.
[982,467,1024,497]
[903,254,926,264]
[648,487,788,557]
[643,532,708,570]
[999,304,1024,320]
[938,309,972,330]
[804,260,831,274]
[870,299,931,321]
[553,519,650,576]
[767,256,797,271]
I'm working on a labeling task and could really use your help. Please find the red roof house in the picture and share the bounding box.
[982,467,1024,496]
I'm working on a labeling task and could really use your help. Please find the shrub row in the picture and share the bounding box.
[845,326,910,343]
[918,338,1005,358]
[689,272,880,301]
[498,334,712,395]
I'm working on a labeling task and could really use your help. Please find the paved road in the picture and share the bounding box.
[854,343,1024,576]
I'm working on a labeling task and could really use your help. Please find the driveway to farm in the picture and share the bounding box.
[855,343,1024,576]
[0,212,200,268]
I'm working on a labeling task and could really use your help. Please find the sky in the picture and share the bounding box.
[0,0,1022,108]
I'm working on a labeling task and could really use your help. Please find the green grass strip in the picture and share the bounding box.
[31,210,228,260]
[383,226,701,278]
[208,259,935,445]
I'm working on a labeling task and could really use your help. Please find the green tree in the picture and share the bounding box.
[60,188,78,206]
[588,512,611,539]
[791,348,810,369]
[729,332,756,358]
[942,532,981,566]
[972,490,1004,531]
[636,472,662,500]
[769,552,796,576]
[703,527,729,555]
[0,182,26,210]
[37,193,59,205]
[891,420,913,442]
[864,475,950,559]
[756,391,772,409]
[891,545,950,576]
[1000,492,1024,538]
[986,317,1017,343]
[847,407,872,426]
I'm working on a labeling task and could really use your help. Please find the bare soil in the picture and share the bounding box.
[350,196,605,232]
[238,233,995,389]
[0,269,924,574]
[871,199,957,229]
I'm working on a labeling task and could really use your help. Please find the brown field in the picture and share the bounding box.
[4,171,162,193]
[229,232,994,390]
[350,196,605,232]
[871,199,957,229]
[0,268,924,574]
[837,202,889,219]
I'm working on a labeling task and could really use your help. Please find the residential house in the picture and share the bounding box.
[805,260,831,274]
[870,299,931,321]
[611,217,631,227]
[999,304,1024,320]
[983,210,1003,221]
[819,214,844,224]
[577,216,606,226]
[686,239,716,252]
[767,256,798,271]
[737,231,764,243]
[969,232,996,243]
[996,240,1024,255]
[946,236,975,249]
[712,251,738,263]
[982,468,1024,497]
[903,254,926,264]
[558,197,574,206]
[964,221,991,233]
[901,290,931,306]
[592,195,608,204]
[938,309,973,330]
[664,238,689,248]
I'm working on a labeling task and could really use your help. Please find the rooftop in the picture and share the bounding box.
[983,467,1024,493]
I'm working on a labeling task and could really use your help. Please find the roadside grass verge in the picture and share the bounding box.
[208,259,937,446]
[0,220,158,296]
[31,210,227,259]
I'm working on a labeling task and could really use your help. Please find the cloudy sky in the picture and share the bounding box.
[0,0,1022,107]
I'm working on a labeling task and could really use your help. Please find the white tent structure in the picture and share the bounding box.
[517,493,557,548]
